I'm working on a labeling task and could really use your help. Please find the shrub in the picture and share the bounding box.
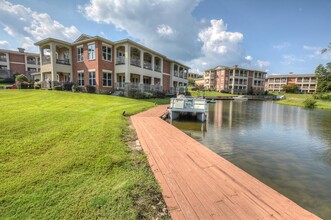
[152,90,165,98]
[128,89,145,99]
[53,86,63,91]
[63,82,75,91]
[3,77,15,84]
[71,84,80,92]
[15,74,29,83]
[144,92,153,99]
[85,85,96,93]
[191,87,199,91]
[303,98,316,109]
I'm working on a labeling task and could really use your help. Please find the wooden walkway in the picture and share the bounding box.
[131,105,320,220]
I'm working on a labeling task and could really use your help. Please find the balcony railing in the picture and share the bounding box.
[116,56,125,65]
[130,58,141,67]
[143,62,152,70]
[154,65,161,72]
[56,59,70,65]
[0,57,7,62]
[42,58,51,65]
[174,71,179,77]
[27,60,37,65]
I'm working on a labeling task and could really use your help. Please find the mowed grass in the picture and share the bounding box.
[0,90,167,219]
[275,93,331,109]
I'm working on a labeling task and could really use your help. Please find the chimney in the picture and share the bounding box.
[18,48,25,53]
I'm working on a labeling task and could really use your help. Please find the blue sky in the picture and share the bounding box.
[0,0,330,74]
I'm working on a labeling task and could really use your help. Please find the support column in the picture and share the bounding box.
[50,43,57,87]
[140,50,144,68]
[124,44,130,83]
[152,55,155,71]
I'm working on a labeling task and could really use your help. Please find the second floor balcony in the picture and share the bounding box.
[56,59,70,65]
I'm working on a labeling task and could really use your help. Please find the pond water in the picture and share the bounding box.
[171,100,331,219]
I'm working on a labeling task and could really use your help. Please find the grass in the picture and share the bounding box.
[0,90,169,219]
[275,93,331,109]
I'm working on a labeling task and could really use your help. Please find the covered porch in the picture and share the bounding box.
[114,73,162,92]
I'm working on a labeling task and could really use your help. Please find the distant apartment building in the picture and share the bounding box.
[34,34,189,93]
[203,65,267,94]
[265,73,317,93]
[0,48,40,79]
[187,72,202,79]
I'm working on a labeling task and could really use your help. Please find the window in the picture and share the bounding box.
[78,72,84,86]
[89,71,96,86]
[102,45,112,61]
[102,72,112,86]
[88,43,95,60]
[77,46,83,61]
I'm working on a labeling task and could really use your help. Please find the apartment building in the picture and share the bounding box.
[34,34,189,93]
[203,65,267,94]
[265,73,317,93]
[0,48,40,79]
[187,72,202,79]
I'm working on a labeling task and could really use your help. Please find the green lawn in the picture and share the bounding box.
[275,93,331,109]
[0,90,169,219]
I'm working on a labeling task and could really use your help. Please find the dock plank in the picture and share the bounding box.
[131,105,321,220]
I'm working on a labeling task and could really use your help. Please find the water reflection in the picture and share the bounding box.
[172,100,331,219]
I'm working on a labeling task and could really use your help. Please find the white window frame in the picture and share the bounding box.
[89,71,96,86]
[77,46,83,62]
[88,43,95,60]
[78,71,84,86]
[102,44,112,62]
[102,71,112,87]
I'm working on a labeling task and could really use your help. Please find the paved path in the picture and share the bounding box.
[131,105,320,220]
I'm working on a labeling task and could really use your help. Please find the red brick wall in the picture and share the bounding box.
[9,53,25,74]
[72,40,115,92]
[9,63,25,74]
[163,74,170,92]
[163,60,170,74]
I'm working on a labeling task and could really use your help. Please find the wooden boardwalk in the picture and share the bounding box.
[131,105,320,220]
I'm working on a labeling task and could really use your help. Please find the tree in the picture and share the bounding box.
[315,62,331,93]
[282,83,298,93]
[187,77,195,86]
[15,74,29,83]
[321,43,331,54]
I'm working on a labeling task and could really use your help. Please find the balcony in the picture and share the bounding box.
[174,71,179,77]
[116,56,125,65]
[130,58,141,67]
[42,57,51,65]
[143,62,152,70]
[56,59,70,65]
[154,65,161,72]
[0,57,7,62]
[27,60,37,65]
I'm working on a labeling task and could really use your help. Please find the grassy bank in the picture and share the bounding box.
[276,93,331,109]
[0,90,169,219]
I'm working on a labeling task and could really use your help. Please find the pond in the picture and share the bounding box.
[171,100,331,219]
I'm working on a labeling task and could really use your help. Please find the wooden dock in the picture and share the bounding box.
[131,105,320,220]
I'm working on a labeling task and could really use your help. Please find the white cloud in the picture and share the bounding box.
[245,55,253,61]
[80,0,202,60]
[303,45,331,60]
[0,40,9,48]
[0,0,80,51]
[156,24,175,37]
[80,0,268,73]
[256,60,271,70]
[281,54,305,65]
[273,42,290,49]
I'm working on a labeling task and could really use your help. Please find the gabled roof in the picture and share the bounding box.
[73,34,93,43]
[34,38,71,46]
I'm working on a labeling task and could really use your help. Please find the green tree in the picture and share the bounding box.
[15,74,29,83]
[282,83,298,93]
[321,43,331,54]
[315,62,331,93]
[188,77,195,86]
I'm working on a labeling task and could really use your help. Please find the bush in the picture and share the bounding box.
[18,82,33,89]
[15,74,29,83]
[128,89,145,99]
[72,84,80,92]
[303,98,316,109]
[3,77,15,84]
[85,85,96,93]
[144,92,153,99]
[152,90,165,98]
[191,87,199,91]
[53,86,63,91]
[63,82,75,91]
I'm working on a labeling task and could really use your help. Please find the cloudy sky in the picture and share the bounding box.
[0,0,330,74]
